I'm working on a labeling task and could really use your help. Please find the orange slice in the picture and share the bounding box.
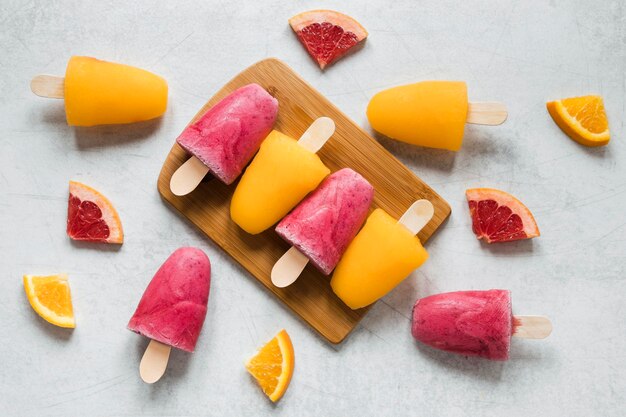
[289,10,368,69]
[67,181,123,243]
[546,95,610,147]
[24,274,75,328]
[245,329,295,402]
[466,188,540,243]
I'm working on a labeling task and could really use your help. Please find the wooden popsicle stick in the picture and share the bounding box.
[398,199,435,235]
[139,339,171,384]
[170,156,210,196]
[297,116,335,152]
[513,315,552,339]
[271,246,310,288]
[31,75,65,99]
[466,102,507,125]
[270,117,337,288]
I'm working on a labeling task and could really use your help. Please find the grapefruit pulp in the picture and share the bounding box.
[289,10,368,69]
[67,181,123,243]
[466,188,539,243]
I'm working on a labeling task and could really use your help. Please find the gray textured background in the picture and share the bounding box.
[1,1,624,416]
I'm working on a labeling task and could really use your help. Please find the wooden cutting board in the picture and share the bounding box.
[157,58,451,344]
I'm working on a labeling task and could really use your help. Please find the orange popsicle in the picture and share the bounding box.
[65,56,167,126]
[230,129,331,235]
[367,81,506,151]
[31,56,168,127]
[331,207,429,309]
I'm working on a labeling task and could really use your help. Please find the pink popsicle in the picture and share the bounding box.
[128,247,211,352]
[412,289,514,360]
[275,168,374,275]
[176,83,278,184]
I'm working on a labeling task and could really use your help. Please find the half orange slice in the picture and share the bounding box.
[24,274,75,328]
[245,329,295,402]
[547,95,610,147]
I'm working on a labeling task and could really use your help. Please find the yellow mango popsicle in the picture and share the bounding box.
[64,56,168,126]
[331,208,428,309]
[230,130,330,234]
[367,81,468,151]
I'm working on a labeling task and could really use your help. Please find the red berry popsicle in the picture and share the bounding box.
[275,168,374,276]
[171,83,278,195]
[411,290,552,361]
[128,247,211,382]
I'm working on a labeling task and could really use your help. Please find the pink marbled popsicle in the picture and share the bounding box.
[176,83,278,184]
[411,289,514,360]
[128,247,211,352]
[275,168,374,275]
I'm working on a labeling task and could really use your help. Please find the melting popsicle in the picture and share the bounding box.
[272,168,374,287]
[31,56,168,126]
[411,289,552,360]
[170,84,279,195]
[331,200,433,309]
[367,81,507,151]
[128,247,211,383]
[230,117,334,235]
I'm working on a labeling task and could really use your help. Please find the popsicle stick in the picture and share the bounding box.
[170,156,210,196]
[398,200,435,235]
[466,102,507,125]
[139,339,171,384]
[297,116,335,152]
[271,246,310,288]
[31,75,64,99]
[513,315,552,339]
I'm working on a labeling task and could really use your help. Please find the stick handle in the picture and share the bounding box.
[271,246,310,288]
[170,156,210,196]
[398,200,435,235]
[297,117,335,153]
[513,315,552,339]
[466,102,507,125]
[31,75,65,99]
[139,339,172,383]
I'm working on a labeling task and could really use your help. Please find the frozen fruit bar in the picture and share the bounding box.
[177,83,278,184]
[275,168,373,275]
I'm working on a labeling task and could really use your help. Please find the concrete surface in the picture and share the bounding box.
[1,1,624,416]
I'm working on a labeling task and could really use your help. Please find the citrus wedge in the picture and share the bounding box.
[24,274,75,328]
[245,329,295,402]
[67,181,123,243]
[466,188,540,243]
[289,10,367,69]
[547,95,610,147]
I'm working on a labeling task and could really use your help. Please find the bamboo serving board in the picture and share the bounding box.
[157,58,451,344]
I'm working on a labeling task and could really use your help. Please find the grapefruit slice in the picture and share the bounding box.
[466,188,540,243]
[289,10,368,69]
[546,95,610,147]
[24,274,75,328]
[67,181,123,244]
[245,329,295,402]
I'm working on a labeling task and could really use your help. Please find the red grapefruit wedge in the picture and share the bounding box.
[466,188,539,243]
[289,10,368,69]
[67,181,123,244]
